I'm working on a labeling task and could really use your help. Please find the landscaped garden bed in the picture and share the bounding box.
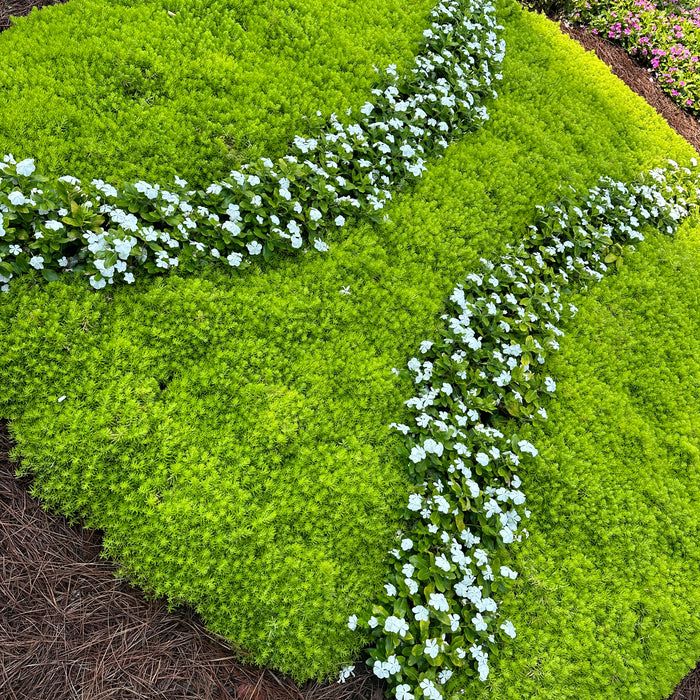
[1,0,700,698]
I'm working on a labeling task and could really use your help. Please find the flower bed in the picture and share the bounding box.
[572,0,700,114]
[0,0,699,696]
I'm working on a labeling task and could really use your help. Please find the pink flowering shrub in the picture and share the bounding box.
[573,0,700,113]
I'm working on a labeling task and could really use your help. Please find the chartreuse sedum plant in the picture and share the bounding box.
[345,161,700,699]
[0,0,504,291]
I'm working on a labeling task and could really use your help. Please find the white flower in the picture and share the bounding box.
[338,665,355,683]
[211,248,220,259]
[225,203,241,221]
[500,566,518,580]
[404,577,419,594]
[412,605,429,622]
[334,215,346,227]
[247,241,263,255]
[368,616,379,628]
[373,660,390,680]
[89,275,107,290]
[16,158,36,177]
[402,563,415,577]
[424,638,440,659]
[494,370,511,387]
[419,340,433,353]
[58,256,68,267]
[409,445,426,463]
[227,252,243,267]
[407,493,422,511]
[474,549,489,567]
[347,614,358,631]
[484,499,502,518]
[124,272,135,284]
[435,555,451,572]
[428,592,449,612]
[29,255,44,270]
[57,395,66,403]
[544,376,557,392]
[384,583,397,597]
[438,669,453,684]
[384,615,409,637]
[449,613,460,632]
[500,620,517,638]
[385,655,401,675]
[472,613,488,631]
[475,452,490,466]
[339,286,351,295]
[360,102,374,116]
[222,220,241,236]
[395,684,414,700]
[400,538,413,551]
[434,495,450,514]
[9,244,22,256]
[419,678,442,700]
[424,439,444,457]
[291,234,303,249]
[309,208,322,222]
[313,238,329,252]
[8,191,27,206]
[400,144,416,158]
[478,661,489,681]
[517,440,538,457]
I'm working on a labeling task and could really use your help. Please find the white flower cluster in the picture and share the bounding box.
[0,0,504,292]
[348,160,700,698]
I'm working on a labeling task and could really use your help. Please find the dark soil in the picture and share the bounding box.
[0,1,699,699]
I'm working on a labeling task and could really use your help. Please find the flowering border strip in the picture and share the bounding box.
[343,160,700,699]
[0,0,504,291]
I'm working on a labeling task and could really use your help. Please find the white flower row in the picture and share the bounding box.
[344,160,700,699]
[0,0,504,291]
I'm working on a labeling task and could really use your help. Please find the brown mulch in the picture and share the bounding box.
[0,0,66,31]
[0,1,699,698]
[0,422,383,700]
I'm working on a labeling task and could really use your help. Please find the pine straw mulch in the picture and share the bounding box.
[0,1,700,699]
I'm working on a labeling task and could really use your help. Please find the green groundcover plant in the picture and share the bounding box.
[0,0,699,695]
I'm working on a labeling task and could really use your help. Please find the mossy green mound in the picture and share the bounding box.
[1,0,698,690]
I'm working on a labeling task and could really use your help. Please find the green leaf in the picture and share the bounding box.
[41,269,59,282]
